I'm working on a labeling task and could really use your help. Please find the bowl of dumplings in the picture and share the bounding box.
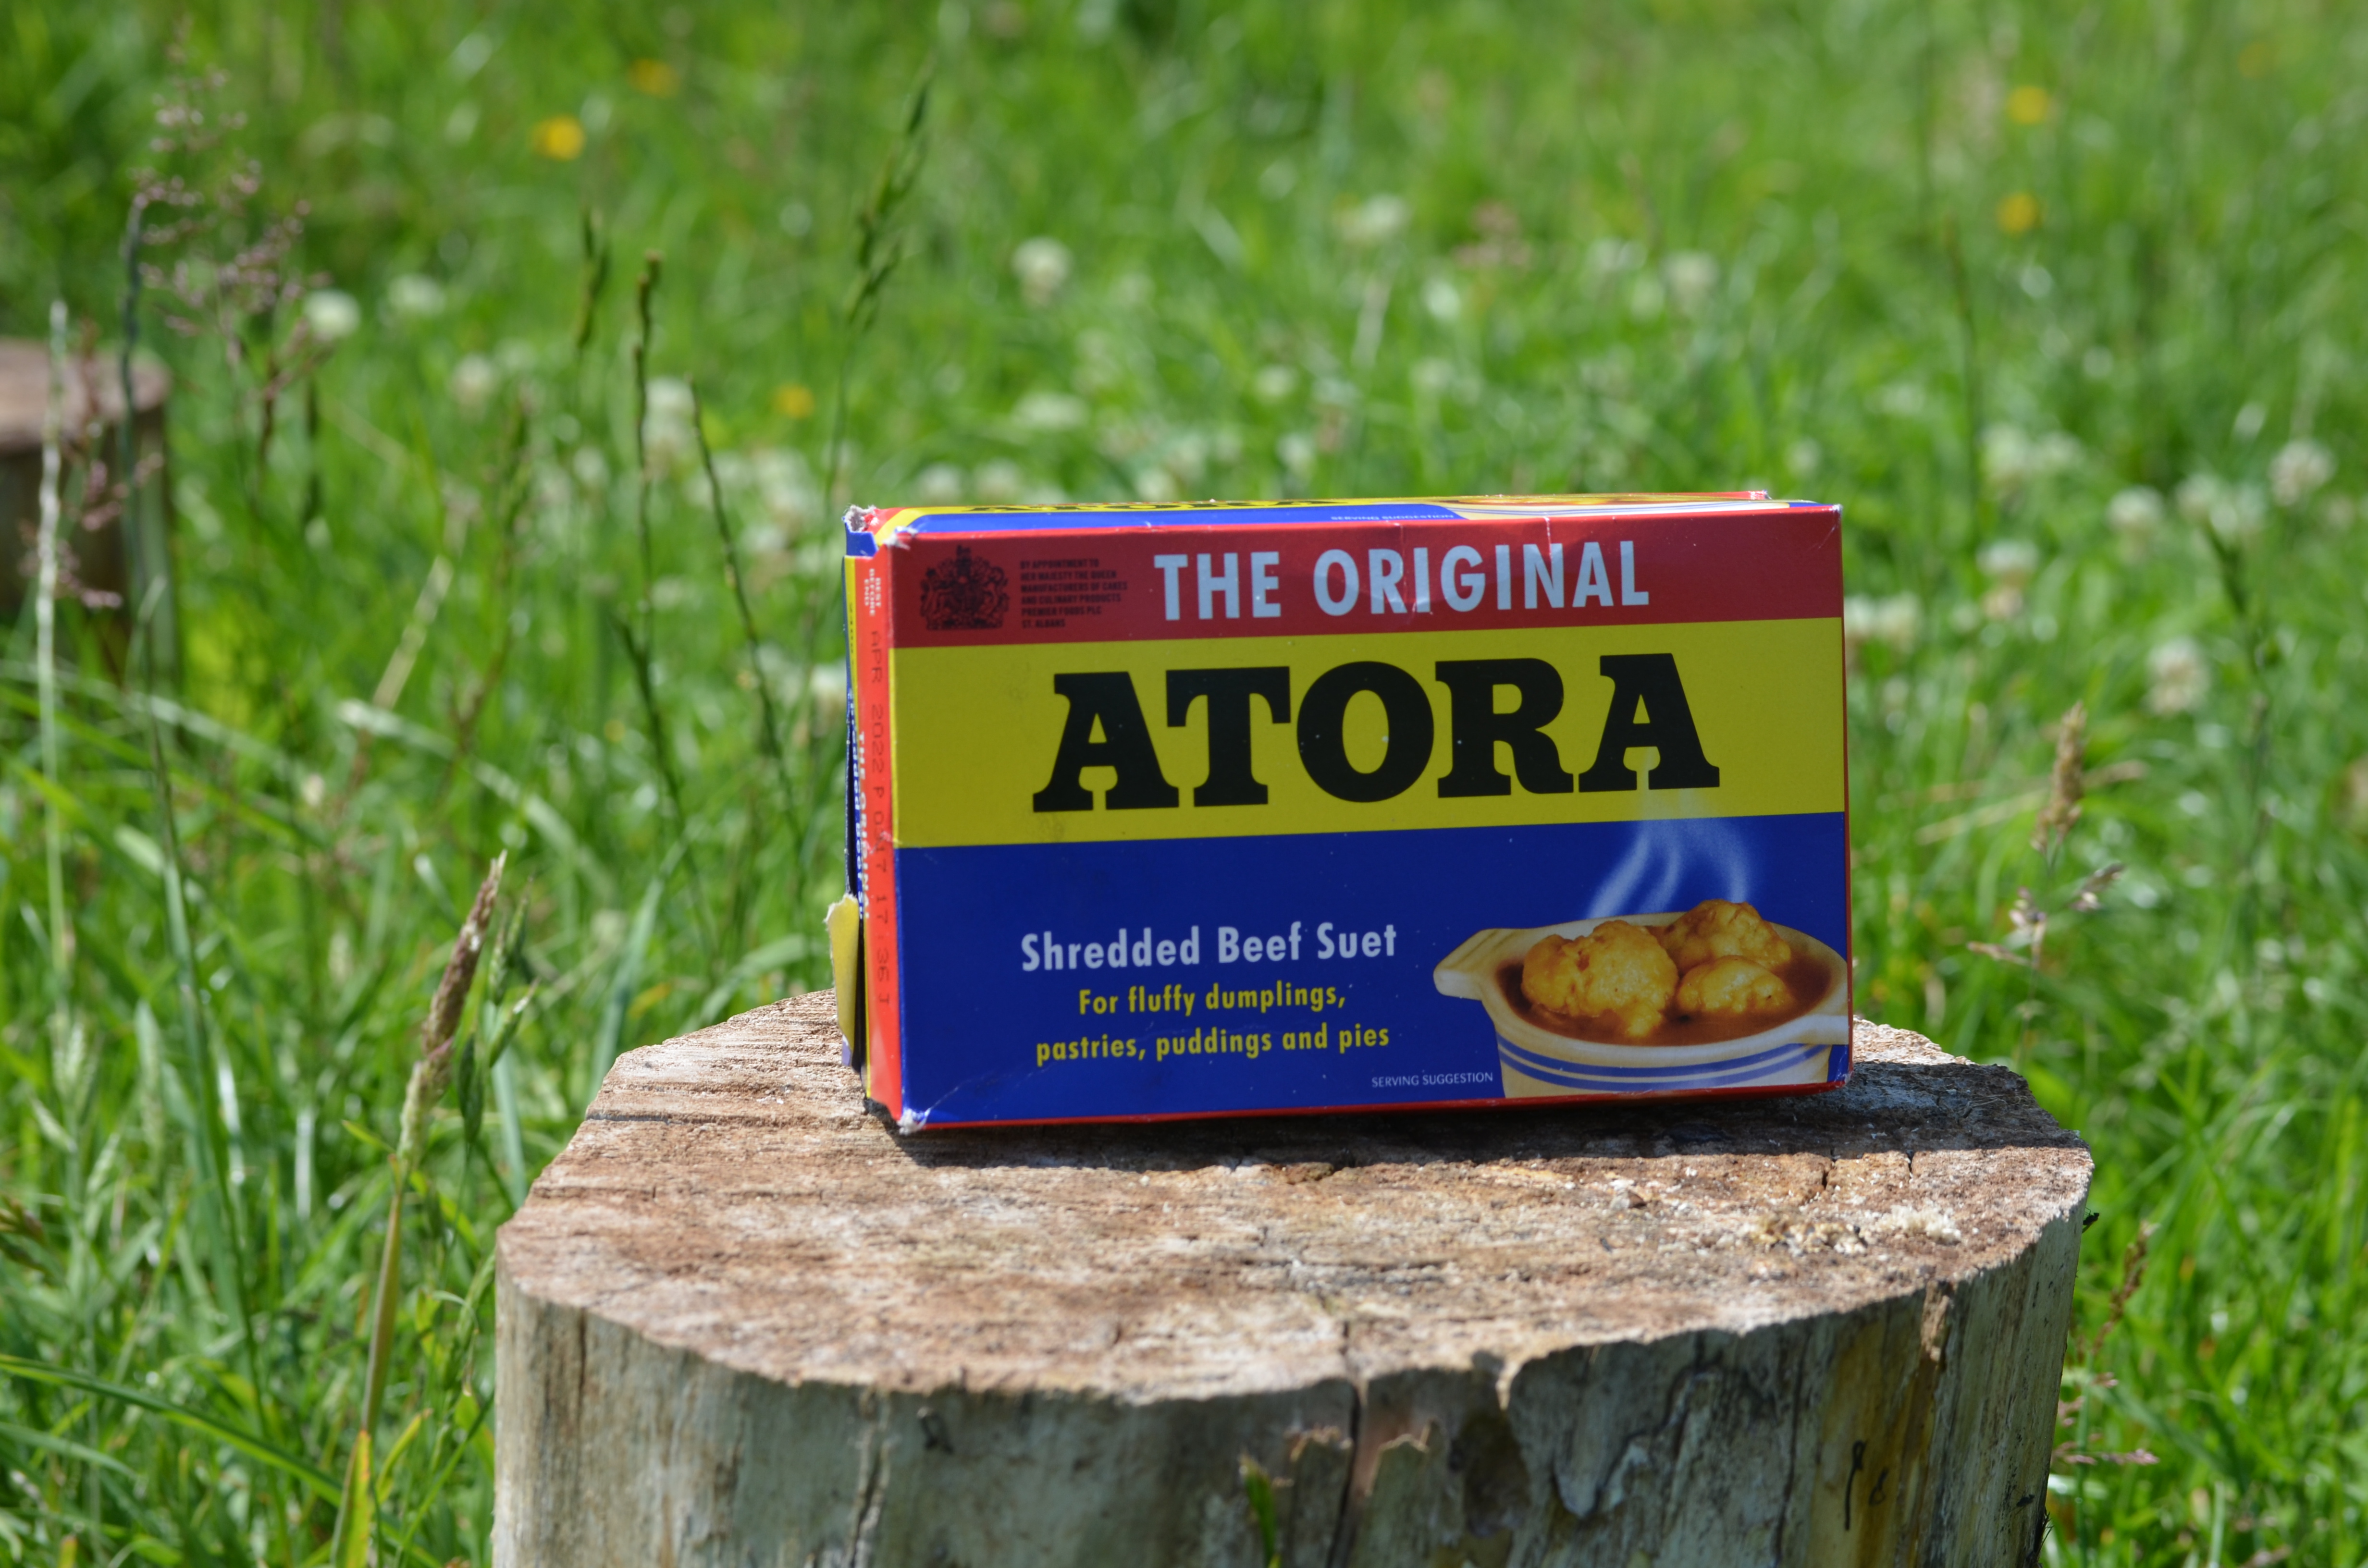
[1433,899,1852,1097]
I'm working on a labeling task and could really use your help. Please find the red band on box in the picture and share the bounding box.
[883,507,1839,648]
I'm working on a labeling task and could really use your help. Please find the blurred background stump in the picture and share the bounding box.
[0,338,176,682]
[495,995,2089,1568]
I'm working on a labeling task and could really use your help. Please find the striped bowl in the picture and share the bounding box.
[1432,912,1853,1099]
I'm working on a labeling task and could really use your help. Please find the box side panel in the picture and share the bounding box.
[850,551,905,1119]
[1829,510,1856,1084]
[842,554,863,909]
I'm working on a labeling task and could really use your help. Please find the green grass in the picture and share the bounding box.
[4,0,2368,1561]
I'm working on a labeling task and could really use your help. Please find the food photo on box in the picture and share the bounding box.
[830,492,1848,1129]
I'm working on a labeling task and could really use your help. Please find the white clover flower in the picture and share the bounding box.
[1277,431,1317,481]
[2032,431,2083,476]
[1094,415,1152,463]
[807,662,849,707]
[1842,593,1921,655]
[386,274,447,321]
[569,444,610,490]
[1251,364,1298,404]
[1011,390,1089,434]
[1977,538,2041,588]
[642,377,698,472]
[303,289,362,344]
[1875,381,1926,419]
[2106,485,2164,548]
[1313,376,1358,411]
[2269,439,2334,507]
[975,459,1027,502]
[1785,438,1822,478]
[646,377,694,420]
[449,353,499,411]
[914,463,966,503]
[2211,485,2266,544]
[2174,473,2263,543]
[1011,236,1073,306]
[1420,275,1462,322]
[1663,251,1719,315]
[1976,539,2039,620]
[1164,431,1209,485]
[750,447,820,527]
[1133,466,1181,502]
[2147,637,2208,716]
[2174,472,2222,522]
[1982,425,2034,492]
[1586,237,1645,277]
[1334,194,1410,248]
[1580,351,1631,397]
[1073,328,1125,394]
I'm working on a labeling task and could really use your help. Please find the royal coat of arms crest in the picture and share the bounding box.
[917,545,1010,630]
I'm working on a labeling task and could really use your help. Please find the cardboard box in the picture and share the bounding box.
[838,494,1849,1130]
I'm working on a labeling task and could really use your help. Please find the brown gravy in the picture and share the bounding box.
[1496,952,1831,1047]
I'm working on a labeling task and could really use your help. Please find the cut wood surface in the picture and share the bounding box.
[496,992,2090,1568]
[0,338,176,659]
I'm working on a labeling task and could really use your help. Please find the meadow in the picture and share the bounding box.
[4,0,2367,1561]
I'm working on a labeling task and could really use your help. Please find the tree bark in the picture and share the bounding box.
[496,994,2088,1568]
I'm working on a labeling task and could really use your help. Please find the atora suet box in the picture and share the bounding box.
[828,493,1850,1130]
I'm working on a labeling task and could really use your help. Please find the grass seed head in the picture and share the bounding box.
[2033,700,2088,856]
[422,852,507,1059]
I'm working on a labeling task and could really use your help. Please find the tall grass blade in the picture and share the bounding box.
[493,1049,528,1208]
[590,849,677,1100]
[37,301,72,1054]
[690,375,794,821]
[0,1357,337,1501]
[334,1427,373,1568]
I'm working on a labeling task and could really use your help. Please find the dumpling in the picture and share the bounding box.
[1658,899,1792,973]
[1521,920,1679,1040]
[1675,956,1795,1019]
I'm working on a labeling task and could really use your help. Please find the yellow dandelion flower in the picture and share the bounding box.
[2006,85,2051,126]
[629,58,680,97]
[773,383,817,419]
[531,115,586,161]
[1996,192,2042,236]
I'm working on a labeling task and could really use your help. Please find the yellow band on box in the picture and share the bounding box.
[891,618,1842,848]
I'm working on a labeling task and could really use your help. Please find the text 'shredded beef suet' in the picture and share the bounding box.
[834,493,1850,1130]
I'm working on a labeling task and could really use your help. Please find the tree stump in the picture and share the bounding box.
[0,338,177,679]
[496,994,2089,1568]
